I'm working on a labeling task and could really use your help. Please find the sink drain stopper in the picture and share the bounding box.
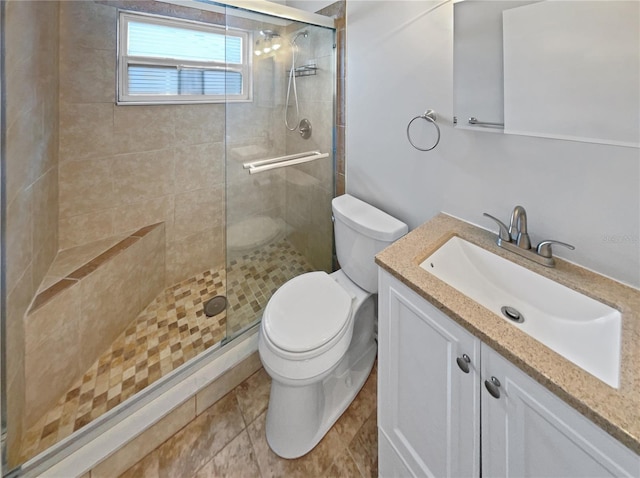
[204,296,227,317]
[501,306,524,323]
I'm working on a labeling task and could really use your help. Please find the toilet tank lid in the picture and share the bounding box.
[332,194,408,242]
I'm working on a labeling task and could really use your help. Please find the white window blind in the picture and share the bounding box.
[118,12,252,104]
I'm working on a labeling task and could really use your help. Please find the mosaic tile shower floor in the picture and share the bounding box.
[20,239,315,462]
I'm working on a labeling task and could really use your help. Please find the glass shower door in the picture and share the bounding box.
[224,7,336,339]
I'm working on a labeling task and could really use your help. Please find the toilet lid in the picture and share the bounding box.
[263,272,353,353]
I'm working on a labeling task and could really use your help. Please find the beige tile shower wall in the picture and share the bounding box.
[282,25,337,272]
[285,164,334,272]
[23,224,166,430]
[4,0,60,466]
[326,0,347,196]
[225,57,287,232]
[58,1,227,286]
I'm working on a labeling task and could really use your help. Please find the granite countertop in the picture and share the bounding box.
[375,213,640,455]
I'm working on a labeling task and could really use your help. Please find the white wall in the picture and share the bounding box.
[346,0,640,288]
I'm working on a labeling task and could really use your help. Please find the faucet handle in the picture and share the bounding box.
[483,213,511,242]
[536,240,575,258]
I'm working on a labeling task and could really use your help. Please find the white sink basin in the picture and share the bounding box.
[419,236,621,388]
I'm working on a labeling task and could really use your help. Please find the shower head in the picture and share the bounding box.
[291,30,308,46]
[255,30,282,56]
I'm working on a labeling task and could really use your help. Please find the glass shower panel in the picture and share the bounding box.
[1,1,336,472]
[224,7,336,339]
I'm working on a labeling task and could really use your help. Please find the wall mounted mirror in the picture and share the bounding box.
[453,0,640,148]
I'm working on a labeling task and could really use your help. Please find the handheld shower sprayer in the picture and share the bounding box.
[285,30,309,131]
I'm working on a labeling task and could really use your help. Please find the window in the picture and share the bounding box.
[118,12,252,104]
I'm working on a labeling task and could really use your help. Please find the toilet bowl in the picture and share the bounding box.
[259,269,375,458]
[260,271,355,383]
[258,194,408,459]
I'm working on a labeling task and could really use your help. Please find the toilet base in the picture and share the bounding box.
[264,341,377,459]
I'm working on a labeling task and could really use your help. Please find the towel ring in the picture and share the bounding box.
[407,109,440,151]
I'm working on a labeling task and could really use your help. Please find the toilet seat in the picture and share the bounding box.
[262,272,354,358]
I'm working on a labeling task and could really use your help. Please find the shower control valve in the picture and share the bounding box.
[299,118,312,139]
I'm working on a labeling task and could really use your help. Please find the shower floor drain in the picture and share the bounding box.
[204,295,227,317]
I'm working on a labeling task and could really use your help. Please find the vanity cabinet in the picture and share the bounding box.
[481,344,638,478]
[378,269,639,478]
[377,270,480,478]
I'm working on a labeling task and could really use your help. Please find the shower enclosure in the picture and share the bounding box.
[224,7,336,341]
[1,0,337,473]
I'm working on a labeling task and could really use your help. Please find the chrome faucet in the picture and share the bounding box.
[508,205,531,249]
[483,206,574,267]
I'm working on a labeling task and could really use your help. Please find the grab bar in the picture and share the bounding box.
[243,151,329,174]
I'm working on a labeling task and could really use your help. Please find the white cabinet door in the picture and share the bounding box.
[378,271,480,478]
[481,343,640,478]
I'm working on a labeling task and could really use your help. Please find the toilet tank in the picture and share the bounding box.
[332,194,408,293]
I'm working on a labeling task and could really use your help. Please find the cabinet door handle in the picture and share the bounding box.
[456,354,471,373]
[485,376,501,399]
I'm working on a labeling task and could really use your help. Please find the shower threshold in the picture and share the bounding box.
[21,327,259,478]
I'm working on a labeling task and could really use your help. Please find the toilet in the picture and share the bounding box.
[258,194,408,459]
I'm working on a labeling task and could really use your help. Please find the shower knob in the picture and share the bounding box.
[299,118,312,139]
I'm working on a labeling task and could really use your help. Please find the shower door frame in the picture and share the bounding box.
[1,0,7,473]
[0,1,336,476]
[156,0,336,28]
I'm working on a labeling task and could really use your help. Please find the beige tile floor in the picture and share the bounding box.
[120,362,378,478]
[21,239,315,462]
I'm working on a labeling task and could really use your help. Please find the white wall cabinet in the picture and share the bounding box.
[453,0,537,131]
[453,0,639,147]
[378,269,639,478]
